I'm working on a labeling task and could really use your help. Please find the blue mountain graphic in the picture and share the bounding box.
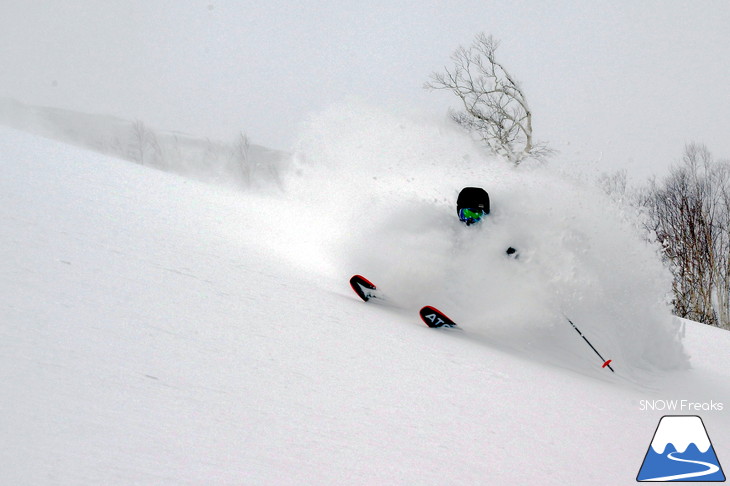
[638,442,726,482]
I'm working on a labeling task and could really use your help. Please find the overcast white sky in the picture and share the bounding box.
[2,0,729,178]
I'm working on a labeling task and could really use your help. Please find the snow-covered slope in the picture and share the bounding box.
[0,98,289,190]
[2,121,729,485]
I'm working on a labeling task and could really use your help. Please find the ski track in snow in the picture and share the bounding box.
[2,110,730,485]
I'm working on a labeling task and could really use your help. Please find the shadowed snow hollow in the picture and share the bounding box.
[287,103,687,373]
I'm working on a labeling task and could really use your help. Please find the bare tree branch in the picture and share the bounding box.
[425,33,554,165]
[640,143,730,329]
[232,132,251,187]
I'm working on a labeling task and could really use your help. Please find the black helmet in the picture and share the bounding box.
[457,187,490,225]
[457,187,490,214]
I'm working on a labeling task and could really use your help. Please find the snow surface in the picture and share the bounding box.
[2,109,729,485]
[0,98,289,191]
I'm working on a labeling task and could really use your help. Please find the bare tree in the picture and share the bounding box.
[201,138,219,168]
[640,143,730,329]
[231,132,251,187]
[425,33,552,165]
[129,120,161,167]
[598,169,629,202]
[168,135,184,170]
[708,157,730,328]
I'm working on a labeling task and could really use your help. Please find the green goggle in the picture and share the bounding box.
[459,208,485,223]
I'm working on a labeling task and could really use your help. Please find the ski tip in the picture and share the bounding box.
[350,275,376,290]
[350,275,376,302]
[419,305,458,328]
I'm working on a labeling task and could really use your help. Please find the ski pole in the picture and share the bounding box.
[565,317,614,372]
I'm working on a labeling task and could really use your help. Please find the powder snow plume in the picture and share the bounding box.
[285,102,687,374]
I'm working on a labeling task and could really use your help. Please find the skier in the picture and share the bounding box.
[457,186,517,257]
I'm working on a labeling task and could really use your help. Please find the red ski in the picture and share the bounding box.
[419,305,458,328]
[349,275,379,302]
[350,275,458,329]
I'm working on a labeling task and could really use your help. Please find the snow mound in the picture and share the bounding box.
[287,103,688,373]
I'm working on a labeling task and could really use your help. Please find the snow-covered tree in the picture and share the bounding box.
[232,132,251,186]
[425,33,552,165]
[641,143,730,329]
[129,120,161,167]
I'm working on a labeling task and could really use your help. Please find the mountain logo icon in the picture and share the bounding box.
[637,415,725,482]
